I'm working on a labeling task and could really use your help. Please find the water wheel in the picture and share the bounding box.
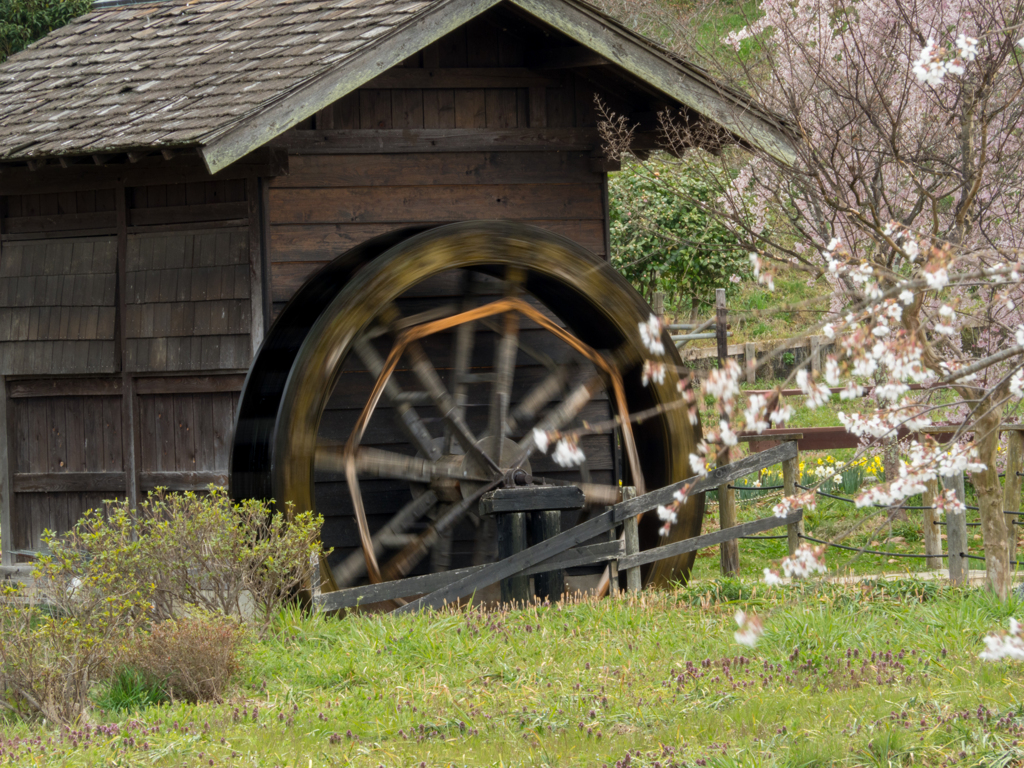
[230,221,703,599]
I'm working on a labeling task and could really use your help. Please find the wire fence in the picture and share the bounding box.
[726,479,1023,567]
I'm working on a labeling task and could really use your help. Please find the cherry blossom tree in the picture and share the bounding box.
[587,0,1024,600]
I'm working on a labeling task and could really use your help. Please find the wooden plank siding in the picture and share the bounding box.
[0,237,118,375]
[0,178,258,558]
[124,229,252,372]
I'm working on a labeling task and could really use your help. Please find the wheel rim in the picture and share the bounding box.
[235,222,704,594]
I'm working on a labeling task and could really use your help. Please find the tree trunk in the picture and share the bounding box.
[974,407,1011,600]
[690,295,700,323]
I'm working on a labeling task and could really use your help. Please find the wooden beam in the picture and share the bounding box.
[127,151,149,163]
[161,149,176,161]
[508,0,797,164]
[0,148,287,196]
[133,375,245,395]
[129,202,248,228]
[138,471,229,491]
[618,510,804,571]
[92,153,113,166]
[2,211,117,235]
[247,177,265,352]
[13,471,127,493]
[8,378,122,398]
[199,0,506,174]
[26,158,45,172]
[365,67,562,89]
[480,485,585,514]
[0,376,10,566]
[274,127,664,155]
[526,45,608,69]
[316,541,623,611]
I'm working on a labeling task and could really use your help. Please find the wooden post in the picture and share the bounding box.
[530,510,564,601]
[943,472,969,585]
[1003,431,1022,565]
[309,550,322,601]
[715,288,739,574]
[497,511,529,604]
[782,445,803,555]
[922,478,943,569]
[810,336,822,376]
[744,342,757,385]
[0,376,10,567]
[652,291,665,319]
[621,486,641,592]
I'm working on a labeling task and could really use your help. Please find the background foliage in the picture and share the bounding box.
[0,0,90,63]
[609,157,752,316]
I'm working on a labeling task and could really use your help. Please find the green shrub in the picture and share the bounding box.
[124,488,326,636]
[609,156,753,315]
[0,508,154,724]
[1,489,324,724]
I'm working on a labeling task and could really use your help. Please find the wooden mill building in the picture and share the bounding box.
[0,0,794,566]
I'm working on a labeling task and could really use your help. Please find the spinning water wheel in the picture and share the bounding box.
[230,222,703,598]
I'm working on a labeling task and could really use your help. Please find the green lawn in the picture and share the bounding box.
[3,584,1022,767]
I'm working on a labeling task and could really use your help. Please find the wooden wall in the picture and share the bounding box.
[0,9,665,567]
[0,177,263,561]
[263,15,651,317]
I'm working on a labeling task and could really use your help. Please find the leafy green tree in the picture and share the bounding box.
[0,0,91,63]
[609,157,752,319]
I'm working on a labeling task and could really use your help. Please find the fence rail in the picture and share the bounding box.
[313,442,801,613]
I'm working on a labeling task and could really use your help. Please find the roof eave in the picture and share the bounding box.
[197,0,504,175]
[508,0,798,166]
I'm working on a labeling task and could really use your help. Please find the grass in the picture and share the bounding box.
[2,585,1023,766]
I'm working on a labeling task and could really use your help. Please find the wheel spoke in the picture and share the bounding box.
[507,365,570,433]
[331,490,439,588]
[404,335,501,474]
[317,443,488,483]
[510,373,605,466]
[381,482,498,581]
[487,309,518,444]
[354,337,440,461]
[448,272,478,454]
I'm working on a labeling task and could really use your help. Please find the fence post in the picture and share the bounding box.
[716,288,740,574]
[744,342,757,384]
[943,472,969,585]
[922,478,943,569]
[1003,430,1022,565]
[782,442,803,555]
[810,336,822,376]
[652,291,665,319]
[621,486,642,592]
[497,510,530,604]
[310,550,322,602]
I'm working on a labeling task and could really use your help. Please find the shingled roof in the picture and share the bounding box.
[0,0,797,173]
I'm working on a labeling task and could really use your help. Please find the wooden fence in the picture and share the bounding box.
[312,441,801,613]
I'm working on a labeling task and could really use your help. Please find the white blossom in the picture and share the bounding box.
[900,290,914,305]
[762,568,784,586]
[638,314,665,356]
[825,357,841,386]
[642,360,666,387]
[719,419,738,447]
[956,33,979,62]
[689,453,708,476]
[552,438,586,467]
[979,618,1024,662]
[1011,368,1024,400]
[532,428,550,453]
[733,609,764,647]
